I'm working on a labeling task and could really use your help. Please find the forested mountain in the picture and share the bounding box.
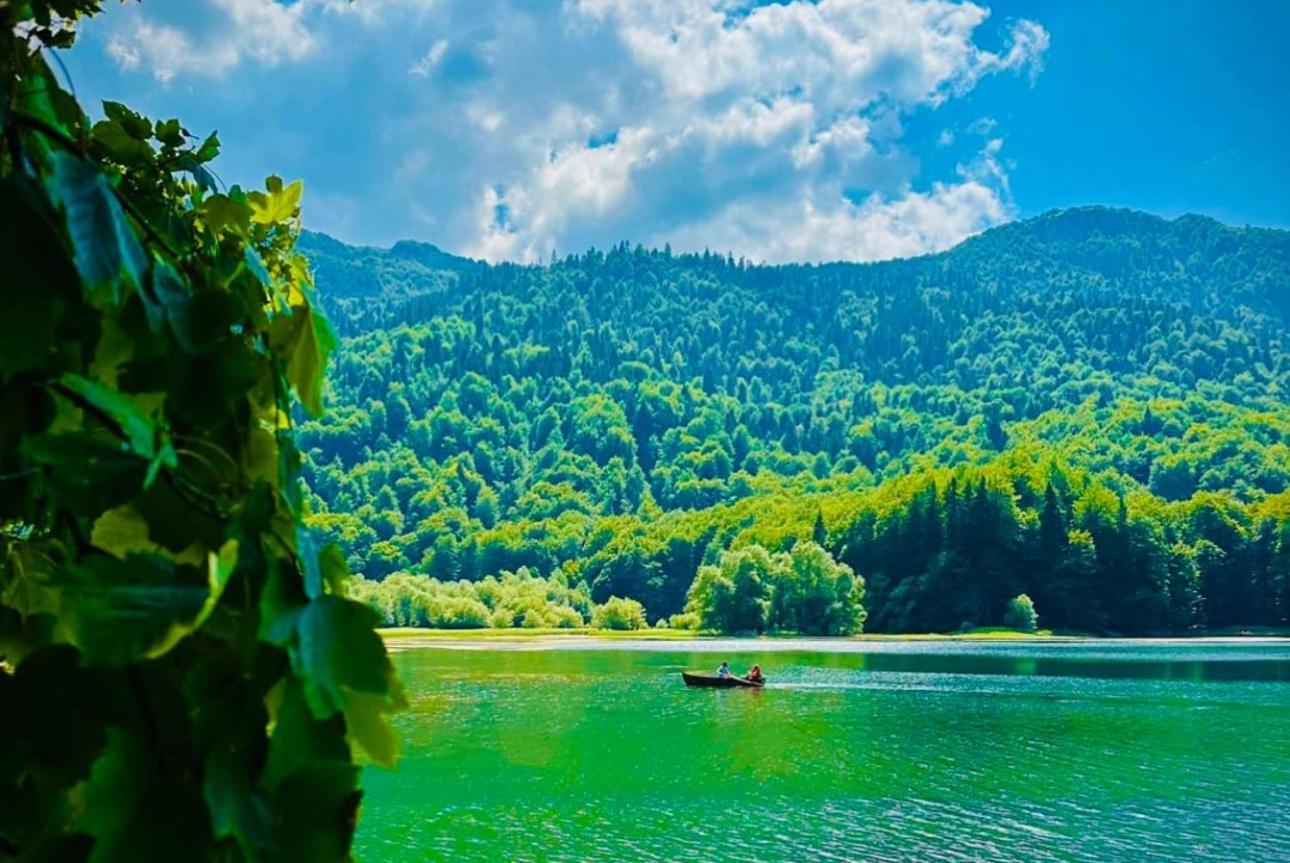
[297,208,1290,634]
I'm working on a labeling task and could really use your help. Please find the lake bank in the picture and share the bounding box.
[379,627,1290,652]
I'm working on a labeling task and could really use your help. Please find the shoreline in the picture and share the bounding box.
[379,627,1290,651]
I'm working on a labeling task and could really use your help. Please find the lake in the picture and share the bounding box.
[357,639,1290,862]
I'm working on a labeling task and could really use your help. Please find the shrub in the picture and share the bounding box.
[1004,594,1040,633]
[591,596,648,630]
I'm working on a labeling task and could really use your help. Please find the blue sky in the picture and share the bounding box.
[61,0,1290,263]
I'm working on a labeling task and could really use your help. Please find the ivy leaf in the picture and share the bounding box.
[80,728,214,862]
[91,119,154,166]
[175,154,218,193]
[200,193,252,236]
[262,678,349,790]
[0,606,57,666]
[0,176,80,379]
[292,595,393,717]
[269,304,335,417]
[261,684,365,860]
[15,57,83,136]
[52,552,220,666]
[244,247,271,287]
[269,762,361,862]
[153,118,184,148]
[20,431,150,515]
[194,131,221,163]
[45,151,149,296]
[143,540,239,659]
[296,534,350,601]
[102,101,153,140]
[296,527,322,600]
[91,505,159,559]
[57,373,173,471]
[184,656,276,861]
[344,686,403,769]
[131,476,227,556]
[147,257,197,350]
[247,178,302,226]
[318,542,350,597]
[0,646,108,787]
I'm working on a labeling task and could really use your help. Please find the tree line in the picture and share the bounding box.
[298,214,1290,634]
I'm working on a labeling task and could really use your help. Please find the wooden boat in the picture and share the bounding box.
[681,671,764,688]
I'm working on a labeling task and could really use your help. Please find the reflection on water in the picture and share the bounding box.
[359,641,1290,863]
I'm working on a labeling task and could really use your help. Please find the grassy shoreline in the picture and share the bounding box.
[379,626,1290,643]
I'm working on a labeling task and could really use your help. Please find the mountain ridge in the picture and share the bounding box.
[300,205,1290,281]
[298,203,1290,633]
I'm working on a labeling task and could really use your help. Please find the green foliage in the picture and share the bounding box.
[294,205,1290,635]
[686,542,865,635]
[348,568,589,629]
[1004,594,1039,633]
[345,569,657,631]
[590,596,648,631]
[0,9,400,862]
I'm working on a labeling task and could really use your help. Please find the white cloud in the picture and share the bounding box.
[660,138,1012,262]
[409,39,448,77]
[453,0,1049,262]
[104,0,315,82]
[666,174,1009,264]
[89,0,1050,263]
[105,36,141,71]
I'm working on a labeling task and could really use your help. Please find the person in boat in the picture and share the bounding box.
[745,665,764,684]
[716,661,732,678]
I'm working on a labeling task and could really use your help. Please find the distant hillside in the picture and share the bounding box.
[297,230,483,310]
[299,208,1290,634]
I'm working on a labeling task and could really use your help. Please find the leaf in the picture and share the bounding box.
[200,193,252,235]
[318,542,350,597]
[0,176,81,379]
[102,101,152,140]
[57,373,168,466]
[91,119,154,166]
[53,553,212,666]
[147,256,197,350]
[269,304,336,416]
[20,431,150,515]
[194,130,221,163]
[0,606,57,666]
[81,728,214,862]
[296,527,322,600]
[45,151,149,295]
[143,539,239,659]
[15,57,83,137]
[0,645,108,788]
[153,118,184,148]
[262,678,349,790]
[292,595,393,717]
[244,246,271,287]
[91,505,156,559]
[130,475,227,555]
[175,154,217,193]
[166,338,265,429]
[181,654,275,859]
[343,686,404,769]
[268,762,361,863]
[248,178,302,226]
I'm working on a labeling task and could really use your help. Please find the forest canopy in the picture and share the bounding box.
[298,209,1290,634]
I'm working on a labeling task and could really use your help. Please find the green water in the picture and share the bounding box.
[358,639,1290,862]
